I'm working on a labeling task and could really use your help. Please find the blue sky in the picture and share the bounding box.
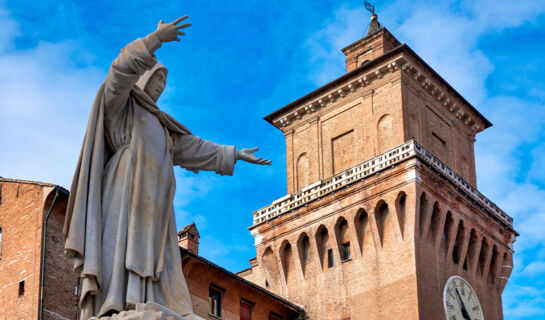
[0,0,544,318]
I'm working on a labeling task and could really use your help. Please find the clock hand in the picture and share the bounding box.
[455,288,472,320]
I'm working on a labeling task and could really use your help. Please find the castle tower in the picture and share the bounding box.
[239,14,517,320]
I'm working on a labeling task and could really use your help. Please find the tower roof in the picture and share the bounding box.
[368,13,381,35]
[178,222,199,237]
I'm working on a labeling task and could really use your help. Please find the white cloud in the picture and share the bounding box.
[0,7,103,188]
[528,145,545,183]
[521,261,545,277]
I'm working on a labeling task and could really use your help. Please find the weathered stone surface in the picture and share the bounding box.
[64,16,270,319]
[89,302,188,320]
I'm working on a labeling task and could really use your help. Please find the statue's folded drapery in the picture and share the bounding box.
[64,35,235,319]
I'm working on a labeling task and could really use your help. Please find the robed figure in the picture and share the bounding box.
[63,17,270,320]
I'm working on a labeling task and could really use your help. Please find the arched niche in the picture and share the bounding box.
[418,192,428,237]
[315,225,333,270]
[452,219,465,264]
[465,229,479,271]
[441,211,454,257]
[377,114,394,154]
[334,217,352,262]
[375,200,392,246]
[297,232,314,277]
[296,152,310,190]
[477,237,490,278]
[428,201,441,244]
[354,209,370,255]
[261,247,280,290]
[279,240,296,284]
[395,192,407,239]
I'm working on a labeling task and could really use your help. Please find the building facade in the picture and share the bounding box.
[0,178,304,320]
[0,178,77,320]
[240,16,517,320]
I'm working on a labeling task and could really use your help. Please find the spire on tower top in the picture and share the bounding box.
[363,0,381,35]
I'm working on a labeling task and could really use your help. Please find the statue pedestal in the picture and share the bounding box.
[90,302,191,320]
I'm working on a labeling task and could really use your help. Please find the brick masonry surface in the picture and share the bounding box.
[243,26,515,320]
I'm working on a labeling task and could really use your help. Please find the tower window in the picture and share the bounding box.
[327,249,335,268]
[341,242,351,261]
[209,285,224,317]
[18,280,25,297]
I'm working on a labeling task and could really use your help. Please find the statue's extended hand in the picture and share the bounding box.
[154,16,191,43]
[237,147,272,165]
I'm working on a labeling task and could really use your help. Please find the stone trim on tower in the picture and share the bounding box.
[250,140,514,230]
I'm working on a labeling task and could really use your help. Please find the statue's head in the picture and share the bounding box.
[136,62,168,102]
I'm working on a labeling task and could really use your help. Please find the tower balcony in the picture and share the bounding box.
[251,140,513,230]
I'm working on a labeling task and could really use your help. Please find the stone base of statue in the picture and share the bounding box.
[89,302,204,320]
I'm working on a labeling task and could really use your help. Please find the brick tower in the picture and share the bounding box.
[240,14,518,320]
[178,223,200,255]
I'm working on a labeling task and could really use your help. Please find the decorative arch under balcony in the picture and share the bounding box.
[297,232,314,277]
[452,219,465,265]
[354,208,370,255]
[394,191,407,239]
[375,200,393,247]
[477,237,490,279]
[465,228,479,271]
[261,246,280,290]
[334,216,352,262]
[279,240,296,284]
[428,201,441,244]
[315,225,333,270]
[487,245,501,287]
[441,211,455,258]
[418,192,429,237]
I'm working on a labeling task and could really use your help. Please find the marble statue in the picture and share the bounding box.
[63,16,271,320]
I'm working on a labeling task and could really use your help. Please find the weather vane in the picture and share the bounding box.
[364,0,375,15]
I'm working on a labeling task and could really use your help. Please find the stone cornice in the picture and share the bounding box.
[401,61,485,134]
[250,140,514,232]
[273,56,407,129]
[265,44,492,132]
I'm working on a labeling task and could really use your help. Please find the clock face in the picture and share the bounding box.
[443,276,484,320]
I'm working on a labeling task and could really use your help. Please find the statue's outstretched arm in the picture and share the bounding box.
[103,17,191,110]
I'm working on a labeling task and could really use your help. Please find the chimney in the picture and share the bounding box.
[341,14,401,73]
[178,223,200,255]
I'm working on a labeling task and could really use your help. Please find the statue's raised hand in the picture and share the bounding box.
[237,147,272,165]
[154,16,191,43]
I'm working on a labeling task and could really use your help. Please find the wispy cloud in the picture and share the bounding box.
[0,6,103,188]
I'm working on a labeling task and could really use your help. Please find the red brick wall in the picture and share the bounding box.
[0,179,77,320]
[245,162,421,320]
[182,253,300,320]
[414,166,513,320]
[42,194,78,320]
[0,181,47,320]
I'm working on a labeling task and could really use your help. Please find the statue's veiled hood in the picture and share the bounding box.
[136,61,168,91]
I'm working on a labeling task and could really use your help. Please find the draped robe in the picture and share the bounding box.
[64,34,236,319]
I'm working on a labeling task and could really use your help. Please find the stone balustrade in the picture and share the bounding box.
[252,140,513,229]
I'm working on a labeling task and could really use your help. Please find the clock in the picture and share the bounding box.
[443,275,484,320]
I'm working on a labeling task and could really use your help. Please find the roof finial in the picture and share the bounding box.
[363,0,381,35]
